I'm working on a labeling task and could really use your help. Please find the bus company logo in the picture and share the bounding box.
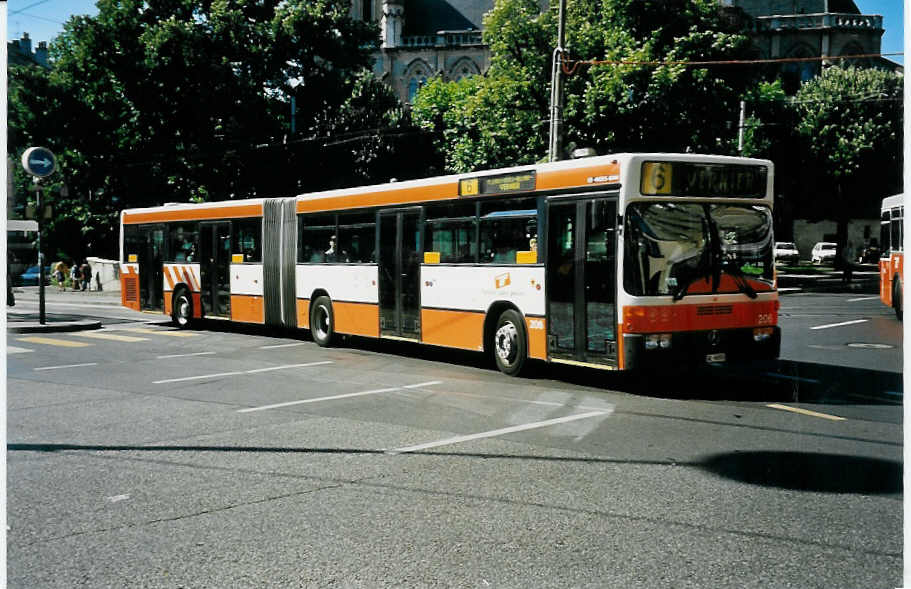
[495,273,511,289]
[707,330,721,347]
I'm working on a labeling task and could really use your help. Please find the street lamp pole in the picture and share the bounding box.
[548,0,567,162]
[34,178,45,324]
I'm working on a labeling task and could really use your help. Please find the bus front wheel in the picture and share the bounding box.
[172,289,194,329]
[893,279,902,321]
[310,296,335,346]
[493,309,527,376]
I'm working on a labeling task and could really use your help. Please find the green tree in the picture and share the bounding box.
[412,0,758,173]
[8,0,385,260]
[791,66,903,257]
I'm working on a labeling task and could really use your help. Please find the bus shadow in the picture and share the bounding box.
[540,360,902,406]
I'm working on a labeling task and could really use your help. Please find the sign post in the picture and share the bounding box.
[21,147,57,325]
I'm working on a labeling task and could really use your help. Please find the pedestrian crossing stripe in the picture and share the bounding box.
[120,328,199,338]
[71,332,149,343]
[8,346,34,354]
[17,336,92,348]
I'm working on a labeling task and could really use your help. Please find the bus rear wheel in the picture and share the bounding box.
[310,296,335,347]
[493,309,527,376]
[172,289,194,329]
[893,279,902,321]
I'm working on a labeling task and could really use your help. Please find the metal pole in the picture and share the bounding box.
[35,178,45,324]
[548,0,566,162]
[737,100,746,154]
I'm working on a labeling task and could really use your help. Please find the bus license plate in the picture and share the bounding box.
[706,353,726,363]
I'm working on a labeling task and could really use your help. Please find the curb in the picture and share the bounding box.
[9,320,103,334]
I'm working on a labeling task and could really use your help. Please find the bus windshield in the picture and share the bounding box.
[624,202,773,298]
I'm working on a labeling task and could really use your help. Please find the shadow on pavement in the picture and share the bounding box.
[699,450,902,495]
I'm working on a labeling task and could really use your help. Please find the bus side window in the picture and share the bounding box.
[299,214,336,264]
[233,218,262,262]
[891,207,902,252]
[881,210,890,254]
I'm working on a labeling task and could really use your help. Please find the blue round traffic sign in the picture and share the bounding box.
[21,146,57,178]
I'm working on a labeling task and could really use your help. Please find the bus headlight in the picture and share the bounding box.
[645,334,672,350]
[753,327,774,342]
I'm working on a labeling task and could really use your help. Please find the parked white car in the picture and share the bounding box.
[774,242,800,265]
[811,242,837,265]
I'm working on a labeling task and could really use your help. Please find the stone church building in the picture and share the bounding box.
[351,0,892,103]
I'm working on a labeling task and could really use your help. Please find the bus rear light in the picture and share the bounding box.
[753,327,774,341]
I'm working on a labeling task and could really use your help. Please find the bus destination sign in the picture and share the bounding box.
[460,171,536,197]
[641,162,767,198]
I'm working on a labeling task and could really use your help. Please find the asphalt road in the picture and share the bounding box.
[5,293,903,588]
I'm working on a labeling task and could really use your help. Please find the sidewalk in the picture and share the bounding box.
[6,285,119,333]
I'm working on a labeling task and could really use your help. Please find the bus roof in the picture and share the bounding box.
[882,193,903,210]
[122,152,773,223]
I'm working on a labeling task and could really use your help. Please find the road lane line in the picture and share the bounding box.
[386,410,610,454]
[259,342,307,349]
[157,352,216,359]
[238,380,442,413]
[7,346,33,354]
[245,361,333,374]
[121,328,200,337]
[155,361,333,384]
[34,362,99,371]
[17,336,92,348]
[809,319,868,330]
[847,296,880,302]
[71,332,149,343]
[767,403,846,421]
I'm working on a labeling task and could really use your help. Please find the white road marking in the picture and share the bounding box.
[386,410,610,454]
[847,296,880,302]
[157,351,217,359]
[7,346,33,354]
[238,380,442,413]
[809,319,868,330]
[259,342,306,349]
[34,362,99,371]
[767,403,846,421]
[106,494,130,503]
[154,361,333,384]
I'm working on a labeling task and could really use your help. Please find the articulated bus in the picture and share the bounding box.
[120,153,780,375]
[879,193,903,320]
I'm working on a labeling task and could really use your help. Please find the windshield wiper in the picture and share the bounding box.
[672,249,713,301]
[720,258,758,299]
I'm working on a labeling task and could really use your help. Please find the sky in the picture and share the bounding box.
[4,0,905,66]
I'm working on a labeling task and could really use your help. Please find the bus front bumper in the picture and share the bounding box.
[622,326,781,370]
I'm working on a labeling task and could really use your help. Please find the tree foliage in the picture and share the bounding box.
[7,0,409,261]
[412,0,758,173]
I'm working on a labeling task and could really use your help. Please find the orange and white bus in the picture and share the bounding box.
[120,153,779,375]
[879,193,903,320]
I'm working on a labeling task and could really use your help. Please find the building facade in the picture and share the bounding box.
[354,0,892,102]
[8,33,49,68]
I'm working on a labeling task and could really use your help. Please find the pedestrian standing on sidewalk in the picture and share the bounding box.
[70,262,82,291]
[53,260,67,291]
[80,260,92,292]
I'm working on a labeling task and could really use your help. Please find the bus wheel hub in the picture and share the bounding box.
[496,323,517,361]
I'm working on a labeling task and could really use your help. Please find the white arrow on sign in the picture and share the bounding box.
[30,158,52,168]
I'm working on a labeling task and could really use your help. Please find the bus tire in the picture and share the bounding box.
[493,309,527,376]
[893,279,902,321]
[171,288,194,329]
[310,296,335,347]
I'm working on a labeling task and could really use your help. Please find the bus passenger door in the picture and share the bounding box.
[546,197,617,367]
[200,222,232,318]
[378,209,421,340]
[139,224,165,312]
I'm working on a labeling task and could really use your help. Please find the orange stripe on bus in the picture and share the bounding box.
[617,323,625,369]
[623,300,778,334]
[537,162,620,190]
[525,316,546,360]
[182,267,197,291]
[421,308,484,351]
[164,290,173,315]
[297,299,310,329]
[123,203,262,224]
[333,301,380,337]
[297,184,458,214]
[231,295,264,323]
